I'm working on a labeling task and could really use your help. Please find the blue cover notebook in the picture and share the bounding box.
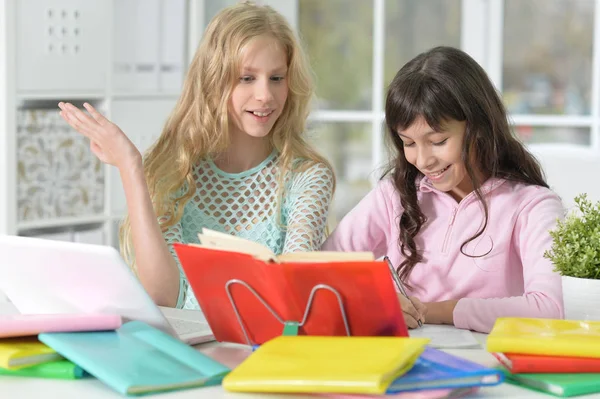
[387,347,504,393]
[38,321,230,395]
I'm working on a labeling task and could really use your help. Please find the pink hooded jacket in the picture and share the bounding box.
[322,177,565,333]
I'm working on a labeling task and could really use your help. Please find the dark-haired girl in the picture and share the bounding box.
[322,46,564,333]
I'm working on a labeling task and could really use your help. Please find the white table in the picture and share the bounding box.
[1,301,599,399]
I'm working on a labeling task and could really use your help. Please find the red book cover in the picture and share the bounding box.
[173,243,409,345]
[493,352,600,373]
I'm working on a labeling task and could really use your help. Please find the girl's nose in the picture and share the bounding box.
[416,147,435,170]
[254,79,274,103]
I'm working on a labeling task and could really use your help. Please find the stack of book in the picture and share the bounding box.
[0,312,508,398]
[0,313,121,379]
[0,312,505,398]
[0,313,230,395]
[221,335,504,398]
[487,317,600,397]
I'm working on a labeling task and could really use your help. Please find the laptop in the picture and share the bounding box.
[0,235,214,345]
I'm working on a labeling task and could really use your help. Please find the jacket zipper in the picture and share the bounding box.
[441,207,457,254]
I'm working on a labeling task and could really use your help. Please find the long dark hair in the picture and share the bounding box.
[384,46,548,284]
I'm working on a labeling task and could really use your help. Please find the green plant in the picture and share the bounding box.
[544,194,600,279]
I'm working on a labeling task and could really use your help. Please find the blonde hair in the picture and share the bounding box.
[120,1,334,268]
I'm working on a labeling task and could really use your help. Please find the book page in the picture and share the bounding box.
[198,229,375,263]
[409,325,481,349]
[277,251,375,263]
[197,229,276,262]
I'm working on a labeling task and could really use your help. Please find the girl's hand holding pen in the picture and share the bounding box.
[383,256,426,329]
[398,294,426,329]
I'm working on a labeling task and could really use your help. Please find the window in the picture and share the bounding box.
[503,0,595,146]
[299,0,462,225]
[384,1,461,88]
[299,1,373,110]
[307,122,373,223]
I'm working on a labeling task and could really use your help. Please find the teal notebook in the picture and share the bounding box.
[0,359,85,379]
[504,371,600,397]
[39,321,230,395]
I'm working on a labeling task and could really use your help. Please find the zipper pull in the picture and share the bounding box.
[449,207,457,225]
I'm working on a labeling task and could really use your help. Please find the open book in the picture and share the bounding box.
[195,228,374,263]
[174,233,408,345]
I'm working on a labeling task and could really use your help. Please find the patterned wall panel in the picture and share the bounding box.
[17,109,104,221]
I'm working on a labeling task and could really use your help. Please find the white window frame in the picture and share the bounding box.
[464,0,600,156]
[306,0,600,189]
[307,0,492,185]
[307,0,387,185]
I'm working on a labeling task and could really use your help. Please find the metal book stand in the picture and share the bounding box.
[224,278,351,346]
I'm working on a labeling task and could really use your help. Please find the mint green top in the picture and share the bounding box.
[162,151,334,310]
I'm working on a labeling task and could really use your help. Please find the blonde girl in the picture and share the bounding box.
[58,2,335,310]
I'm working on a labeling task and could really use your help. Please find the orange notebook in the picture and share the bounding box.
[174,230,408,345]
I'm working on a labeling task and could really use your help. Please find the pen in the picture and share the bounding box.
[383,256,423,327]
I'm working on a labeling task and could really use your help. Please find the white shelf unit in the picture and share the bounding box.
[0,0,202,248]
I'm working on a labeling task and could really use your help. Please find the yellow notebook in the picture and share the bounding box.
[222,335,429,394]
[487,317,600,358]
[0,337,62,370]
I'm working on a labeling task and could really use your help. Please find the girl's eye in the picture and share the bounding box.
[403,142,415,148]
[433,138,448,146]
[240,76,254,83]
[271,76,285,82]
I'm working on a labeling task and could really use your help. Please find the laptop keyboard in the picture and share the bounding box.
[168,317,211,335]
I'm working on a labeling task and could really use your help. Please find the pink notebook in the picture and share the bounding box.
[0,313,122,338]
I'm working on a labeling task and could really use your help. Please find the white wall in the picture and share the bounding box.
[533,147,600,211]
[0,0,8,235]
[0,0,7,302]
[0,0,16,237]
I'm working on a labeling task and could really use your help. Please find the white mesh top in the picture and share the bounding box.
[161,150,334,310]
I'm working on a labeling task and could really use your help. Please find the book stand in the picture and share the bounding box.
[224,279,351,346]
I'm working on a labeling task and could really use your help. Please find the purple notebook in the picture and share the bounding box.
[326,387,479,398]
[387,347,503,393]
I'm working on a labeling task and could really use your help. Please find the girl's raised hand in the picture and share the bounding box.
[58,102,141,171]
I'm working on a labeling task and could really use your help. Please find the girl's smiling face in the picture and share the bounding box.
[228,35,289,140]
[398,116,474,201]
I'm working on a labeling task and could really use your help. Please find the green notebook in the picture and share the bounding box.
[505,372,600,397]
[0,360,85,379]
